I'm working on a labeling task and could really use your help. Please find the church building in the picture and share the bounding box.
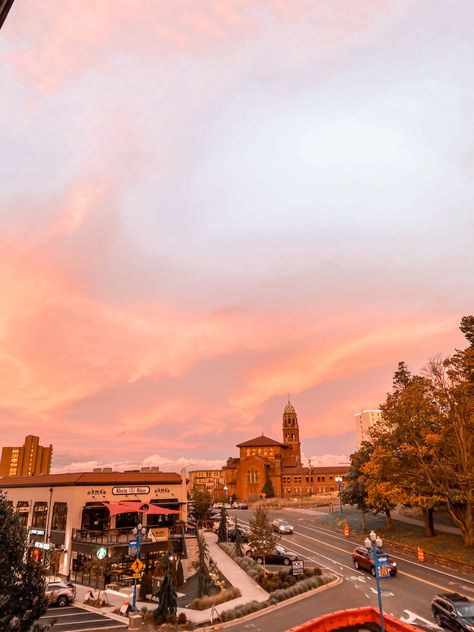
[223,400,348,502]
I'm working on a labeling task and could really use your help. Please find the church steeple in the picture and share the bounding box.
[282,398,301,466]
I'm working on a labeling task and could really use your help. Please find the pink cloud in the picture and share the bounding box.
[4,0,401,92]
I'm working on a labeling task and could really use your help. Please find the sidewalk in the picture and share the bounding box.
[391,509,462,535]
[177,531,269,625]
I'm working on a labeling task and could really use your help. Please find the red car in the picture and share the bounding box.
[352,546,397,576]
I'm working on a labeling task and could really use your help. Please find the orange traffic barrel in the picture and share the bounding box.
[344,523,350,537]
[417,546,425,562]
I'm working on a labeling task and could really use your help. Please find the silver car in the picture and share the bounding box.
[46,582,76,607]
[272,519,294,534]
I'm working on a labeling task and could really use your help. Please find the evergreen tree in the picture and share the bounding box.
[176,558,185,588]
[261,466,276,498]
[248,507,276,574]
[217,506,228,543]
[233,518,244,558]
[154,565,177,623]
[0,493,49,632]
[139,571,153,601]
[193,531,210,597]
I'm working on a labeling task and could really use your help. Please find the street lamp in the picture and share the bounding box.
[364,530,385,632]
[131,523,146,612]
[335,477,343,515]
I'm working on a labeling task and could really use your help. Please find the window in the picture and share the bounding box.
[32,502,48,529]
[247,469,259,484]
[51,502,68,531]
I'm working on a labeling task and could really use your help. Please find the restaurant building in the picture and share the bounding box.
[0,470,188,584]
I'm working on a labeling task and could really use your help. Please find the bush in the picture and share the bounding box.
[177,612,187,624]
[188,587,241,610]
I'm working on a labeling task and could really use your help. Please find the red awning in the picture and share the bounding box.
[100,501,179,516]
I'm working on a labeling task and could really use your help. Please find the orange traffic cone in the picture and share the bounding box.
[417,546,425,562]
[344,523,350,537]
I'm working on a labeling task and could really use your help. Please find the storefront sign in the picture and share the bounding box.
[30,528,45,536]
[96,546,108,560]
[34,541,52,550]
[112,486,150,496]
[149,527,169,542]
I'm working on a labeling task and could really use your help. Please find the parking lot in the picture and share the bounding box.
[38,604,127,631]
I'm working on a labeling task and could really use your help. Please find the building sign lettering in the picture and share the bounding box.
[112,486,150,496]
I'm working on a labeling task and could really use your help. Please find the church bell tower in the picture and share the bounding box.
[282,398,301,466]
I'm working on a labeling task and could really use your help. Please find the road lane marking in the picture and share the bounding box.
[400,609,441,630]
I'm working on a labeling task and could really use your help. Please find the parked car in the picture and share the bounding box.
[246,544,298,566]
[46,582,76,607]
[431,593,474,631]
[233,501,248,510]
[227,525,250,542]
[272,519,294,534]
[352,546,398,576]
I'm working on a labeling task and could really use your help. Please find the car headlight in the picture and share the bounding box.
[391,562,397,566]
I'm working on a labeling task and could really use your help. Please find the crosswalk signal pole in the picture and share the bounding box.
[132,524,146,612]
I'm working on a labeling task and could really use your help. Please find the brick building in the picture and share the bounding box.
[224,401,349,502]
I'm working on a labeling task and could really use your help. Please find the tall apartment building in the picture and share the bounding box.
[0,435,53,477]
[355,409,382,445]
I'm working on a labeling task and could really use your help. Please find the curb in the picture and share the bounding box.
[199,576,343,631]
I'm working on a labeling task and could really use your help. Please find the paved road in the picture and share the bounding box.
[228,509,474,632]
[38,604,127,631]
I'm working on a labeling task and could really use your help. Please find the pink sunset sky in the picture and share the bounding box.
[1,1,472,474]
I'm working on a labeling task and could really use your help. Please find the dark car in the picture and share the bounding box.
[246,544,298,566]
[46,582,76,607]
[227,525,250,542]
[431,593,474,631]
[352,546,397,576]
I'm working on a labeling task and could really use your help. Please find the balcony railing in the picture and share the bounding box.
[72,525,184,546]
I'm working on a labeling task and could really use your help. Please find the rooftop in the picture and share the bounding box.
[0,471,182,488]
[236,435,285,448]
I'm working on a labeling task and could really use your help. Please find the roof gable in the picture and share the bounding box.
[236,435,285,448]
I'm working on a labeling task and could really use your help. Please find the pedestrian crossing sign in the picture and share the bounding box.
[131,559,144,574]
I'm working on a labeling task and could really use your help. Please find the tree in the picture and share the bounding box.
[176,558,185,588]
[261,466,276,499]
[340,442,374,529]
[139,571,153,601]
[193,531,211,597]
[217,506,228,543]
[191,489,213,527]
[0,494,49,632]
[154,565,177,624]
[248,506,276,574]
[233,518,244,558]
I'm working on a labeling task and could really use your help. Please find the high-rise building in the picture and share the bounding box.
[0,435,52,477]
[355,409,382,445]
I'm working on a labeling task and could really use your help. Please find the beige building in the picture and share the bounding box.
[355,409,382,444]
[188,469,226,498]
[0,435,53,477]
[0,470,187,582]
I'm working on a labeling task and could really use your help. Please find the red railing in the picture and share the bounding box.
[287,607,421,632]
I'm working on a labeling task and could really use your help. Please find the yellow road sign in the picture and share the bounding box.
[131,559,144,574]
[132,573,141,579]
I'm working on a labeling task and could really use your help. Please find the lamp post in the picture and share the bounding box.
[223,486,228,541]
[364,530,385,632]
[335,477,343,515]
[131,523,146,612]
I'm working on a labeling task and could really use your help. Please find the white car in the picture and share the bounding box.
[272,519,294,534]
